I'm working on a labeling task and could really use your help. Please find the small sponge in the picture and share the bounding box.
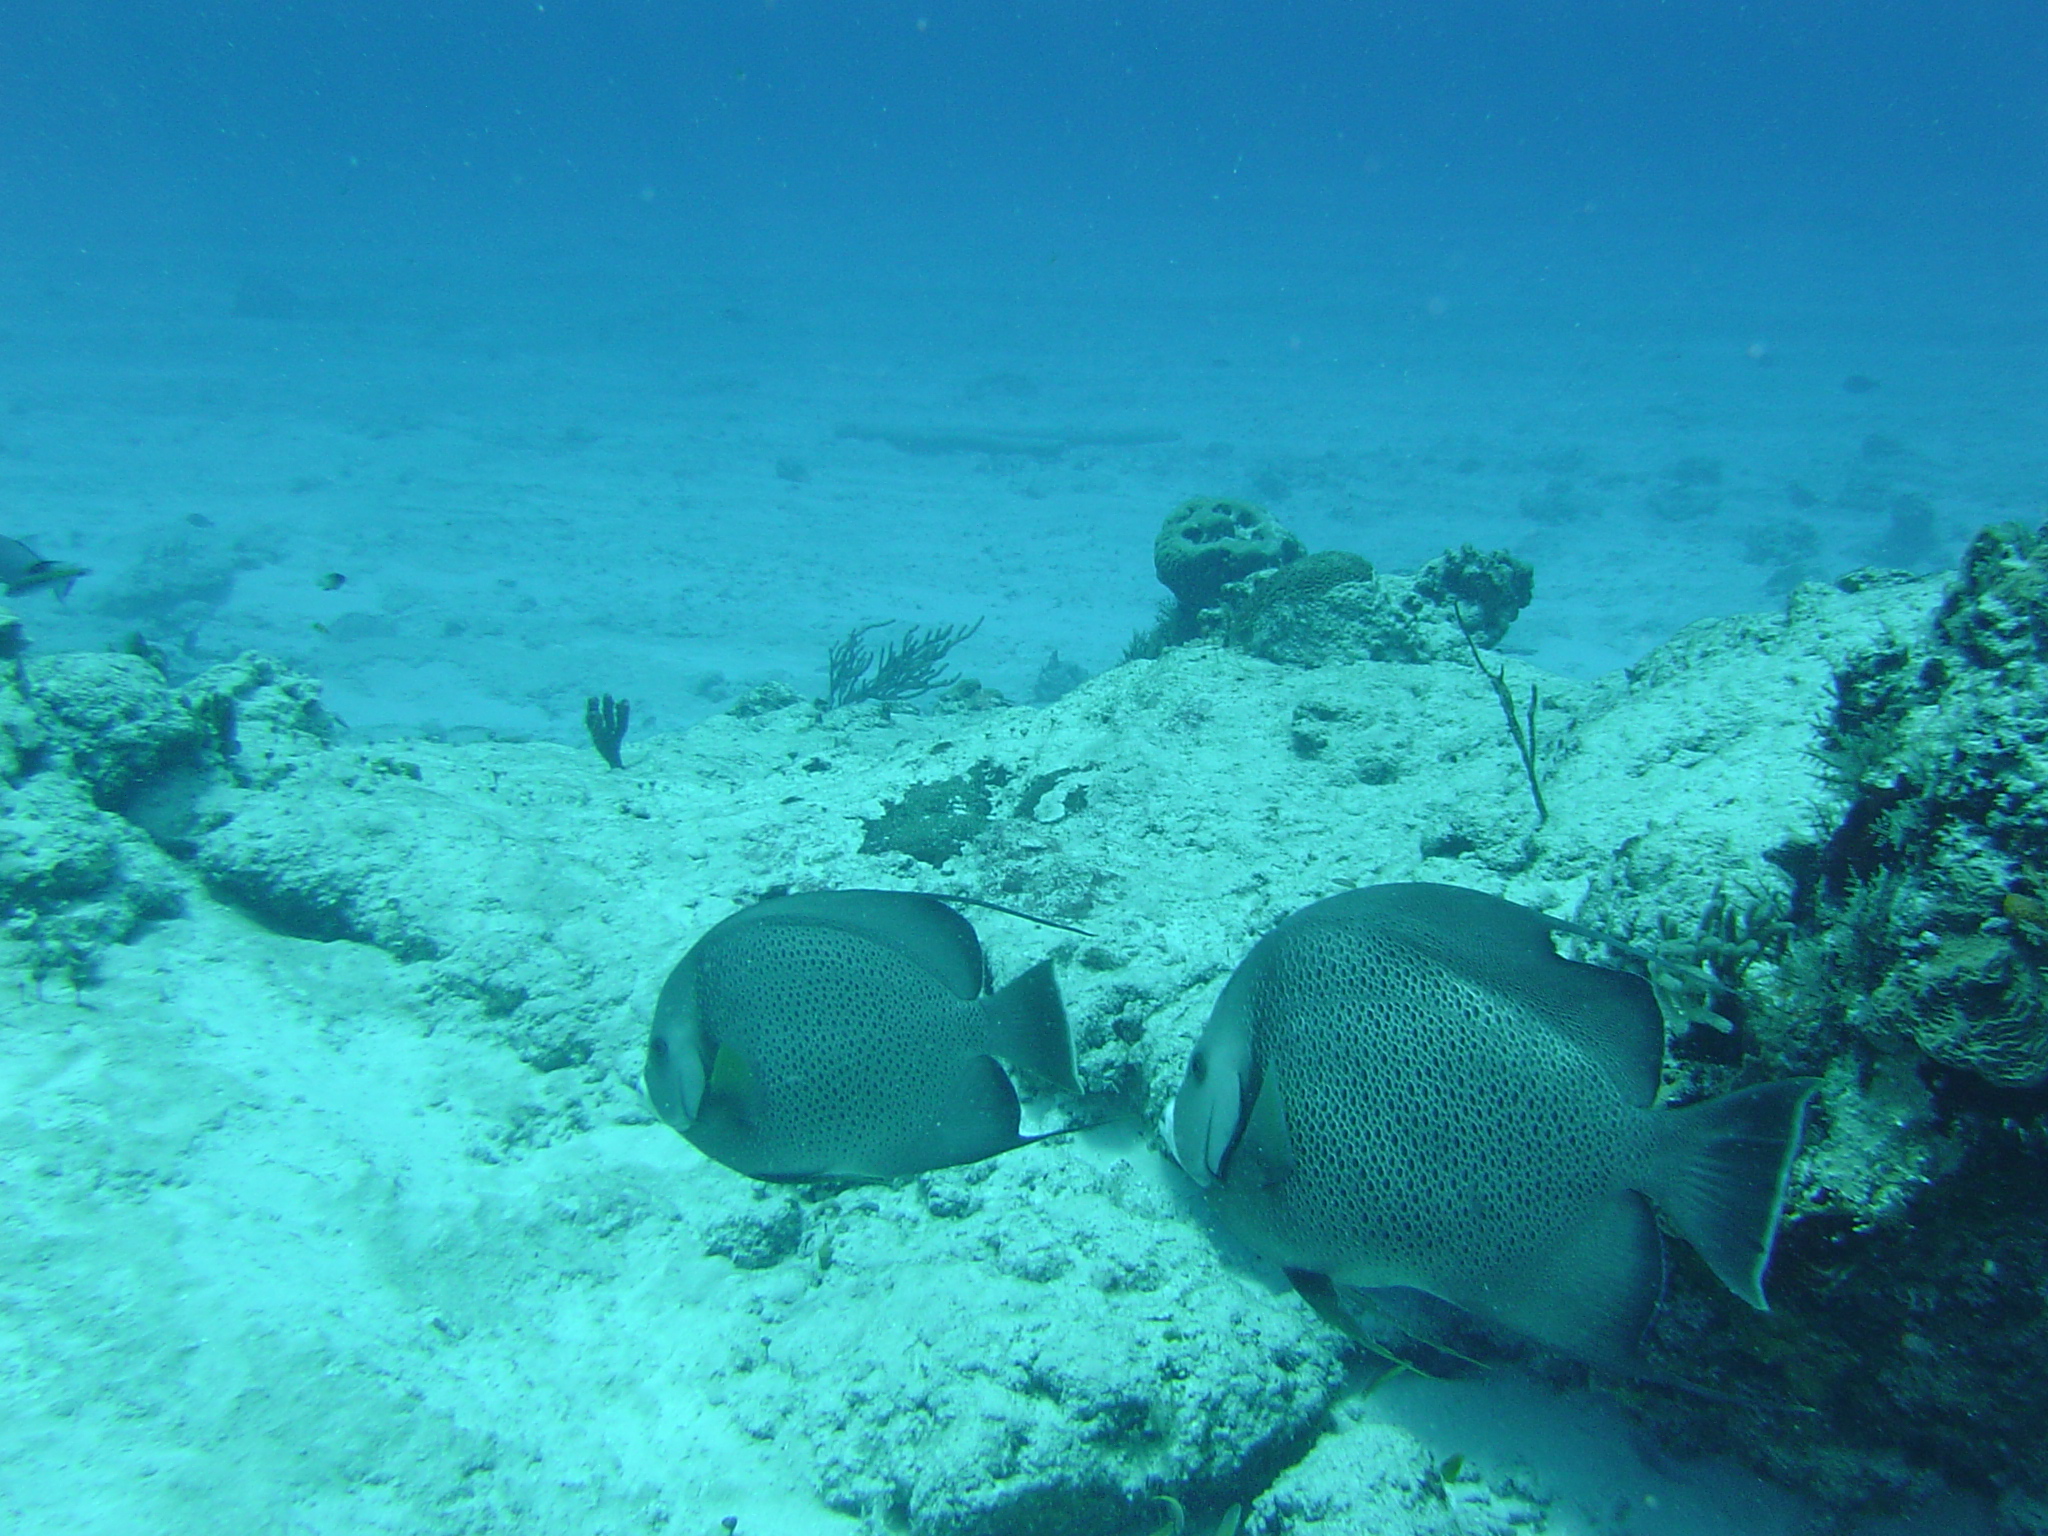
[1153,497,1304,612]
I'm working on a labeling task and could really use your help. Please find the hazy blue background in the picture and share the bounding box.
[1,2,2042,733]
[8,2,2040,259]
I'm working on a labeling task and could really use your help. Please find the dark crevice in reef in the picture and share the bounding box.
[200,865,430,959]
[1641,1072,2048,1515]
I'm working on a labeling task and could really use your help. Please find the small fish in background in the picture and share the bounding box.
[0,536,89,599]
[316,571,347,591]
[1167,882,1819,1371]
[646,890,1075,1181]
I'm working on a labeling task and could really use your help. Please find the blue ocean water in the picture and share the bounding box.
[2,0,2040,733]
[2,5,2043,1534]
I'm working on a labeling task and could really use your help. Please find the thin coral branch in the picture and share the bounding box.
[826,618,984,709]
[1456,606,1547,827]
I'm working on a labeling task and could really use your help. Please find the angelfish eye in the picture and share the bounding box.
[649,1036,670,1062]
[1188,1049,1207,1084]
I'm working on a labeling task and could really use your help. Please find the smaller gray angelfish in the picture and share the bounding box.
[0,536,88,600]
[1168,882,1819,1368]
[646,890,1075,1181]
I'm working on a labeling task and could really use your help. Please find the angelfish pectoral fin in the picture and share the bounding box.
[706,1043,755,1104]
[1233,1072,1296,1186]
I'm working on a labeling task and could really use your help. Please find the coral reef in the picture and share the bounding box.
[1033,650,1089,704]
[1138,506,1531,668]
[1796,522,2048,1085]
[827,618,985,709]
[1216,546,1533,668]
[1411,545,1535,651]
[1153,497,1305,615]
[1622,526,2048,1526]
[11,530,2048,1532]
[1220,552,1388,665]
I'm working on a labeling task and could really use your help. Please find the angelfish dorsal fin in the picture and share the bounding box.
[757,889,989,998]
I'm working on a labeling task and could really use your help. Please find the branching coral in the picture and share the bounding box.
[826,619,984,710]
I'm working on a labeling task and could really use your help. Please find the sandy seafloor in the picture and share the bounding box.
[2,219,2040,739]
[0,221,2039,1535]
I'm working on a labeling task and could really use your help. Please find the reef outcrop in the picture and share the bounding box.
[6,530,2048,1532]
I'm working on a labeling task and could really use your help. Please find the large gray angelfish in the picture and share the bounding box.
[646,890,1075,1181]
[1167,882,1819,1367]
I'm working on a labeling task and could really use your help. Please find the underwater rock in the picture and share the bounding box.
[182,651,339,753]
[930,677,1007,714]
[0,769,185,981]
[1411,545,1535,650]
[703,1192,806,1269]
[783,1153,1346,1535]
[13,539,2048,1531]
[28,652,210,815]
[0,636,187,978]
[0,613,43,780]
[1154,497,1305,615]
[186,709,624,1070]
[726,679,805,717]
[1215,546,1533,668]
[1248,1416,1551,1535]
[1616,530,2048,1520]
[1220,552,1410,666]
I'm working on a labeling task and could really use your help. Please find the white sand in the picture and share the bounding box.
[3,219,2035,736]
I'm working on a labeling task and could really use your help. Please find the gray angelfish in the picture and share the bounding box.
[1168,882,1819,1368]
[645,889,1075,1181]
[0,535,88,599]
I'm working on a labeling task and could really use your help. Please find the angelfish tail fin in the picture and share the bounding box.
[983,958,1076,1090]
[1648,1077,1821,1309]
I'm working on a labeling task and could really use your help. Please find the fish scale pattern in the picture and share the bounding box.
[1247,920,1629,1291]
[694,921,974,1168]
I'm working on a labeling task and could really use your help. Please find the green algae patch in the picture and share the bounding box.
[861,759,1014,866]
